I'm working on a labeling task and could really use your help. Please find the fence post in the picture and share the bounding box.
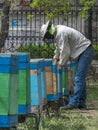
[88,9,92,42]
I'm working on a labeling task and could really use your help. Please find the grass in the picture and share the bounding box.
[39,112,87,130]
[18,82,98,130]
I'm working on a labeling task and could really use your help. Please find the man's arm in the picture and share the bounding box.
[58,34,71,66]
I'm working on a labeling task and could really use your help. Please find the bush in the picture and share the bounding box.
[18,44,98,60]
[93,44,98,60]
[17,44,55,58]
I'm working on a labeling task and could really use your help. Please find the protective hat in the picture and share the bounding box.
[41,21,56,40]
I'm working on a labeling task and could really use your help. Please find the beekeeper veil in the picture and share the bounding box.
[40,21,56,44]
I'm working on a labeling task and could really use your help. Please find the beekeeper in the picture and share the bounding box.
[41,21,94,110]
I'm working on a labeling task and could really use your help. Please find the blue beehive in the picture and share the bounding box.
[67,61,74,93]
[62,67,69,96]
[0,53,19,128]
[72,60,78,81]
[45,59,59,101]
[30,59,42,112]
[57,69,62,98]
[67,60,78,94]
[51,63,59,101]
[44,59,53,101]
[38,59,47,105]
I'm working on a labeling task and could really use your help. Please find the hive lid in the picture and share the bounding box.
[0,53,19,65]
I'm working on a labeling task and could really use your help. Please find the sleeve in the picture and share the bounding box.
[53,44,60,60]
[58,34,71,66]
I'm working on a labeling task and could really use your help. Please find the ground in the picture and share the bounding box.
[18,83,98,130]
[18,60,98,130]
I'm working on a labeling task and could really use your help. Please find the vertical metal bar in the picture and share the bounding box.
[11,11,13,50]
[16,10,18,48]
[34,9,36,44]
[75,0,78,29]
[88,9,92,42]
[71,11,73,27]
[30,10,32,45]
[96,9,98,44]
[25,10,27,45]
[39,7,41,44]
[20,10,22,46]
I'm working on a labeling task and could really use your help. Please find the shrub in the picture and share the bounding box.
[93,44,98,60]
[17,44,55,58]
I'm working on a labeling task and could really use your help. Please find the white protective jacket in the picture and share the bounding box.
[53,25,91,66]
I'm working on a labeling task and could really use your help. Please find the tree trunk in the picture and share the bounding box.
[0,0,10,51]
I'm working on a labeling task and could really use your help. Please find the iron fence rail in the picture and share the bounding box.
[1,7,98,56]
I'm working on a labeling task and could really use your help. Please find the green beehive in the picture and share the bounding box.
[18,69,30,105]
[0,54,19,115]
[15,53,30,114]
[72,60,78,80]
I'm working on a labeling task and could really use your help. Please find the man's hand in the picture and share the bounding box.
[57,65,62,70]
[57,64,68,70]
[53,58,58,65]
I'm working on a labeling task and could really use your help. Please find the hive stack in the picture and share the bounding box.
[17,53,31,115]
[62,67,69,96]
[67,60,78,95]
[52,63,59,101]
[72,60,78,81]
[67,61,74,94]
[44,59,53,101]
[57,69,62,98]
[0,53,19,128]
[44,59,59,101]
[39,59,47,106]
[30,59,42,113]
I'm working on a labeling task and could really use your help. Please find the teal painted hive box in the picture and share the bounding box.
[57,69,62,98]
[30,59,47,106]
[62,67,69,96]
[30,59,42,109]
[0,53,19,127]
[39,59,47,105]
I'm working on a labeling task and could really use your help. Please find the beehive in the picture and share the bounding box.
[39,59,47,105]
[72,60,78,80]
[67,61,74,94]
[44,59,59,101]
[44,59,53,95]
[30,59,42,112]
[15,53,30,114]
[57,69,62,98]
[51,63,59,101]
[0,53,19,127]
[62,67,69,96]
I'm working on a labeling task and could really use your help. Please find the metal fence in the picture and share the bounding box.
[2,7,98,57]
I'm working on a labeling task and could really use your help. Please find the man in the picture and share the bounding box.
[41,21,94,110]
